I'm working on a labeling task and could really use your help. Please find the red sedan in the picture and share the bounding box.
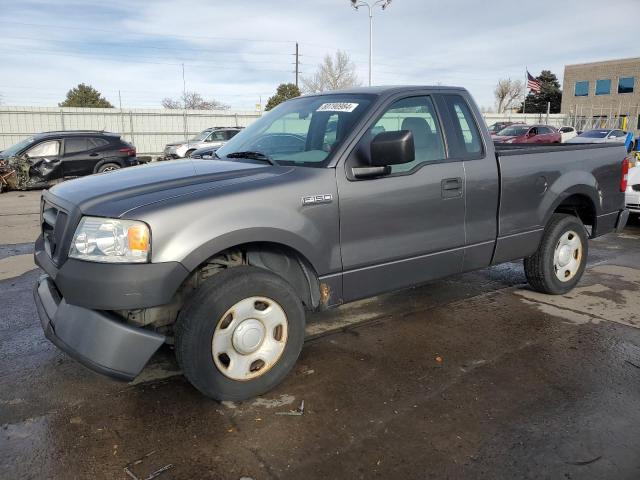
[493,124,561,144]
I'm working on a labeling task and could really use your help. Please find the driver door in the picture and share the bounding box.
[337,94,466,302]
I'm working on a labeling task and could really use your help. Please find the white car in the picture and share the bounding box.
[566,129,628,144]
[163,127,241,159]
[626,165,640,217]
[558,126,577,142]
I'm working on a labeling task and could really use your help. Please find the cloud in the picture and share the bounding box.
[0,0,638,109]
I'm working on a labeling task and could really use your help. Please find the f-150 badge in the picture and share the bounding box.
[302,194,333,205]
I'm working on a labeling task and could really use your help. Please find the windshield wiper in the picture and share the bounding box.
[225,151,278,166]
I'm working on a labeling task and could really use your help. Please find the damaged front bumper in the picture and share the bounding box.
[34,275,165,381]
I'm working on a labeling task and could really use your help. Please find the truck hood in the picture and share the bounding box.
[48,159,283,218]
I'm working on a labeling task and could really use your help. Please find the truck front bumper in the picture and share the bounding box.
[34,275,165,381]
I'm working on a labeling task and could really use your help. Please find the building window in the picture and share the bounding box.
[574,81,589,96]
[637,114,640,130]
[618,77,635,94]
[595,79,611,95]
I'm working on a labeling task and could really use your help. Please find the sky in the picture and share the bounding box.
[0,0,638,111]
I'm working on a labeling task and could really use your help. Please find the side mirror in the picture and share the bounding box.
[371,130,415,166]
[352,130,415,179]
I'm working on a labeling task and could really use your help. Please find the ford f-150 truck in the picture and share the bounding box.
[33,86,630,401]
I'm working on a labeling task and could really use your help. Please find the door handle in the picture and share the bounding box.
[441,177,462,198]
[89,153,99,157]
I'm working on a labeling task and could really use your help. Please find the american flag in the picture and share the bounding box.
[527,71,541,93]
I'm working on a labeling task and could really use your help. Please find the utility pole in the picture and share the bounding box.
[118,90,125,136]
[182,63,187,140]
[294,42,300,89]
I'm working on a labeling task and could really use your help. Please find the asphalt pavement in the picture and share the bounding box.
[1,191,640,479]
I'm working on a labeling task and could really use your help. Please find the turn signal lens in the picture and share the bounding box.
[128,224,150,251]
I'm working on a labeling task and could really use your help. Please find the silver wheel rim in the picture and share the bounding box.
[212,296,288,381]
[553,230,582,282]
[102,165,118,172]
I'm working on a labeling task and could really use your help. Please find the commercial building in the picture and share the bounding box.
[561,57,639,135]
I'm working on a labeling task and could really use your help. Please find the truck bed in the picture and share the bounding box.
[491,142,627,264]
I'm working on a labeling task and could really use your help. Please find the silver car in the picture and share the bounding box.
[566,129,628,144]
[163,127,241,159]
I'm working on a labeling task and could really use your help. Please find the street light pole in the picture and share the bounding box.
[351,0,391,86]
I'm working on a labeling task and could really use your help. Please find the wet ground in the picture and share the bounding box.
[2,191,640,479]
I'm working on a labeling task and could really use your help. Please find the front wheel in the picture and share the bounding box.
[175,266,306,401]
[524,213,588,294]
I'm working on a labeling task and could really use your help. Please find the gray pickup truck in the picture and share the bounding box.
[34,86,629,401]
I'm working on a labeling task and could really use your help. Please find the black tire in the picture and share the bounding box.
[175,265,306,401]
[96,162,121,173]
[185,149,195,158]
[524,213,588,295]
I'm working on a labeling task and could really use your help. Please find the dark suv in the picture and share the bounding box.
[0,130,138,185]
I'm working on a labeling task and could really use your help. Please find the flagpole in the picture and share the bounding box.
[523,67,527,114]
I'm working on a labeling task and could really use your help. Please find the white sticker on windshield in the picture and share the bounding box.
[316,102,359,113]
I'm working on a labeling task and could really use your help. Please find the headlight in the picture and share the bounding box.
[69,217,150,263]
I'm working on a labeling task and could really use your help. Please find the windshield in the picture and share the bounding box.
[2,137,36,157]
[579,130,609,138]
[497,125,528,136]
[216,94,375,167]
[191,130,212,141]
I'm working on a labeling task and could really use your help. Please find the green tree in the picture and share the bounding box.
[59,83,113,108]
[265,83,301,111]
[518,70,562,114]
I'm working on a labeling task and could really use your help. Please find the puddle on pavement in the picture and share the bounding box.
[516,265,640,329]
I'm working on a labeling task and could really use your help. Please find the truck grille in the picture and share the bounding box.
[41,200,69,264]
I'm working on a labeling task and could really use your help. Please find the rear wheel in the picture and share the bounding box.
[524,213,588,294]
[175,266,305,401]
[97,162,120,173]
[185,149,196,158]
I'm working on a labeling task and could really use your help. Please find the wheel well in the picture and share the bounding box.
[197,242,322,310]
[554,194,596,233]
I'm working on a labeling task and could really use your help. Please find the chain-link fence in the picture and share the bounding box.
[0,106,262,157]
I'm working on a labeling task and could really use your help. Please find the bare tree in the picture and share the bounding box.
[302,50,361,94]
[494,79,524,113]
[162,91,229,110]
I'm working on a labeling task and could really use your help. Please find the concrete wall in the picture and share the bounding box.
[0,106,573,156]
[0,106,262,155]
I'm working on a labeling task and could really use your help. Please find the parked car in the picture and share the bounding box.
[188,145,219,159]
[0,130,137,188]
[493,124,561,144]
[566,129,628,144]
[625,165,640,217]
[163,127,241,159]
[558,126,578,142]
[487,121,514,136]
[34,86,628,401]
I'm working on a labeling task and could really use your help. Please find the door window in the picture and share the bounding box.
[369,96,445,173]
[440,95,483,159]
[26,140,59,157]
[225,130,240,140]
[208,131,226,142]
[64,137,88,154]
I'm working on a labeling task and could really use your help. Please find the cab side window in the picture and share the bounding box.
[26,140,60,157]
[440,95,483,158]
[370,96,445,174]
